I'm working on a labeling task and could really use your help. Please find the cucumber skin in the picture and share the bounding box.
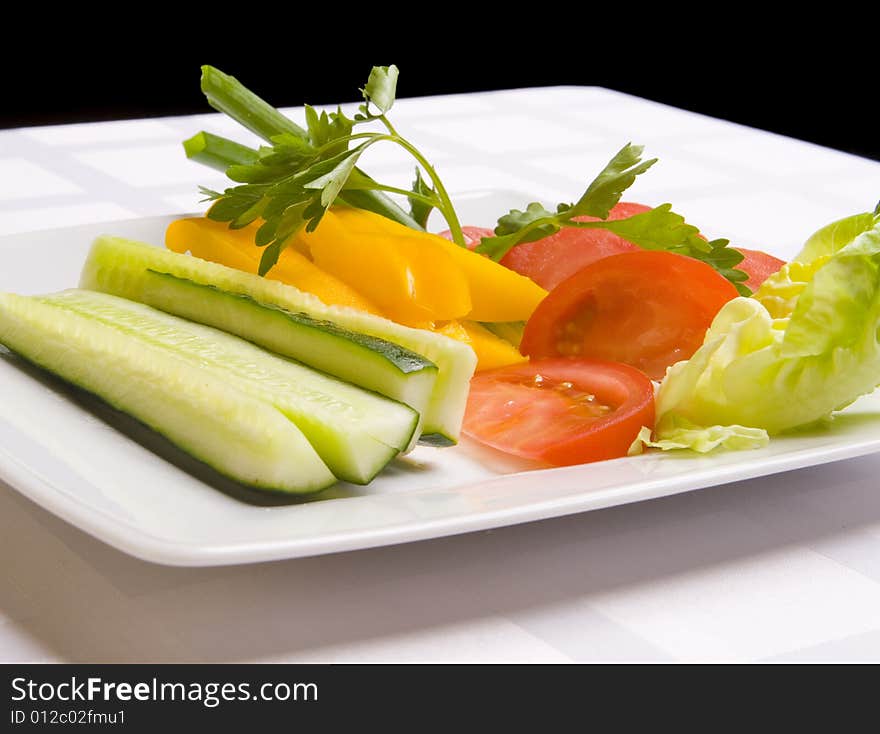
[81,236,477,443]
[417,433,457,448]
[0,293,336,494]
[481,321,525,349]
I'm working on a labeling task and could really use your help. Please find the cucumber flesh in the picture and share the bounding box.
[139,269,438,445]
[42,290,418,485]
[80,236,477,443]
[0,292,335,494]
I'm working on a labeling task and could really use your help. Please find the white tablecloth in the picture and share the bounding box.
[2,87,879,662]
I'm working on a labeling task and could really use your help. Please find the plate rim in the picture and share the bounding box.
[3,425,880,566]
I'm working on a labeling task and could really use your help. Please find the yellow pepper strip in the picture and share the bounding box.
[167,217,256,272]
[430,237,547,322]
[292,208,472,327]
[316,206,548,322]
[435,321,527,372]
[165,217,382,314]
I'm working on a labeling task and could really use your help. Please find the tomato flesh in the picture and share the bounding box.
[457,226,496,249]
[463,358,655,466]
[520,250,738,380]
[498,202,650,290]
[439,204,650,292]
[735,247,786,292]
[443,208,784,298]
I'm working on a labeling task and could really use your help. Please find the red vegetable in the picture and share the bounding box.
[735,247,786,291]
[496,202,650,290]
[520,250,738,380]
[463,358,655,466]
[456,226,495,249]
[440,203,648,291]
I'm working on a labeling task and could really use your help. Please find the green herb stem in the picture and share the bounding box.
[183,131,259,172]
[199,65,423,231]
[309,127,462,237]
[201,65,308,142]
[346,181,438,208]
[377,114,401,138]
[387,128,464,246]
[337,189,424,228]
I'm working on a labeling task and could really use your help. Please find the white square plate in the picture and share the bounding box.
[1,204,879,566]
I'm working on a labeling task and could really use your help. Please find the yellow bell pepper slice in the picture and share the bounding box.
[316,207,548,322]
[435,321,527,372]
[165,217,382,314]
[434,238,547,322]
[292,208,472,327]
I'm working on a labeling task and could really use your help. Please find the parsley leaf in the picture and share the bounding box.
[475,146,750,294]
[187,65,749,293]
[408,168,435,229]
[567,144,657,219]
[190,65,427,240]
[188,64,468,263]
[475,203,561,259]
[258,239,285,277]
[576,203,708,252]
[304,105,355,155]
[571,205,750,295]
[495,202,558,238]
[301,145,369,230]
[476,144,657,259]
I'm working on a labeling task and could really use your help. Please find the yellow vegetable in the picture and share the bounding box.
[165,217,381,314]
[324,206,548,322]
[165,208,547,363]
[435,321,527,372]
[431,236,547,322]
[292,208,472,327]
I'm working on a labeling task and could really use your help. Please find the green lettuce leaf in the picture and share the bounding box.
[641,210,880,452]
[633,420,769,454]
[796,210,877,263]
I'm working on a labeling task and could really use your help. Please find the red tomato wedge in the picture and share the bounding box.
[735,247,786,291]
[520,251,738,380]
[498,202,650,290]
[463,358,655,466]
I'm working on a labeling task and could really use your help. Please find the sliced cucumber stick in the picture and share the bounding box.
[42,290,418,485]
[0,292,335,494]
[80,236,477,443]
[139,270,438,442]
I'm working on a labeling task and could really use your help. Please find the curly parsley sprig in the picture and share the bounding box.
[475,144,750,295]
[186,65,464,275]
[184,67,749,292]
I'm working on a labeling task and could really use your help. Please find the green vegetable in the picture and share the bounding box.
[185,65,749,292]
[475,144,750,295]
[480,321,525,348]
[187,65,465,273]
[196,65,421,234]
[641,209,880,452]
[0,292,336,494]
[136,269,439,449]
[80,236,477,444]
[183,131,259,171]
[43,289,419,484]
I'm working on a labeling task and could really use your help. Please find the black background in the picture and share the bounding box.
[2,18,876,162]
